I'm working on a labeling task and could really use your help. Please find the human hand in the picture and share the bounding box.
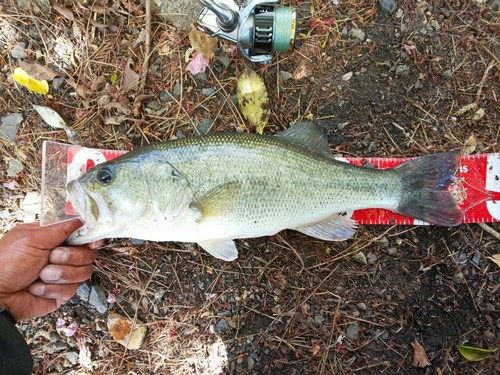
[0,219,101,321]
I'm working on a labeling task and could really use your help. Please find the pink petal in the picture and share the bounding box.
[3,180,18,190]
[186,52,210,75]
[107,293,117,303]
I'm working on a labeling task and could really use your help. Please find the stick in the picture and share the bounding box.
[477,223,500,241]
[133,0,152,117]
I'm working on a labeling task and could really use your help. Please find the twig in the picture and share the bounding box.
[133,0,152,117]
[475,61,496,104]
[477,223,500,241]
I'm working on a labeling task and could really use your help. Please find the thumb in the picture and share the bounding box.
[30,219,84,249]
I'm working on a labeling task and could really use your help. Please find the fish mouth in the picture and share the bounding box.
[66,179,112,228]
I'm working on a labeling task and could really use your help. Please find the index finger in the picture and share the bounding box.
[28,219,85,249]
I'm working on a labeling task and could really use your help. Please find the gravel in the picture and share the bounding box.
[89,285,109,314]
[346,321,360,340]
[379,0,398,14]
[11,41,27,59]
[0,113,23,143]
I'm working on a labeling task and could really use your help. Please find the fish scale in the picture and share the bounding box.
[135,133,401,237]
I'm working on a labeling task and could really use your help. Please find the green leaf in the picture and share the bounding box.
[110,73,117,84]
[457,345,498,361]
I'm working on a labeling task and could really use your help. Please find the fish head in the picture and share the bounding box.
[66,152,194,244]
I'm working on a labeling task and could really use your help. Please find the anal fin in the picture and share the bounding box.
[198,239,238,261]
[294,213,357,241]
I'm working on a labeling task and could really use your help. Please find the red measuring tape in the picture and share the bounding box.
[66,147,500,224]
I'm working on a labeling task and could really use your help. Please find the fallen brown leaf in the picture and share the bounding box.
[123,61,139,91]
[18,61,59,81]
[189,24,217,59]
[52,3,74,21]
[462,133,477,155]
[412,340,431,367]
[293,61,311,80]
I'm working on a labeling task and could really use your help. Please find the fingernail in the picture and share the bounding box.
[40,266,62,282]
[30,284,46,296]
[50,248,69,263]
[87,240,104,250]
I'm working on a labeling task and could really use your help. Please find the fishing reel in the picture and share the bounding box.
[195,0,297,63]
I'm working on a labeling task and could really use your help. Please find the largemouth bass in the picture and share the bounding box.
[66,122,463,260]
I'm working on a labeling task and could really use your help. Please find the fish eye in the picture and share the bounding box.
[96,167,113,185]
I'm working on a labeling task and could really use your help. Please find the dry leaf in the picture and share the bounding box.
[91,75,106,91]
[462,133,477,155]
[473,108,485,121]
[65,78,91,99]
[52,3,74,21]
[109,318,132,340]
[312,344,322,356]
[237,68,270,134]
[32,105,67,129]
[11,67,49,94]
[123,63,139,90]
[342,71,353,81]
[107,313,147,350]
[18,61,59,81]
[189,23,217,59]
[412,340,431,367]
[486,254,500,268]
[293,61,312,80]
[89,19,108,28]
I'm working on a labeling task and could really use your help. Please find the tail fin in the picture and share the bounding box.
[395,151,463,226]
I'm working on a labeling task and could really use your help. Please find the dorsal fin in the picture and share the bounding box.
[275,122,331,155]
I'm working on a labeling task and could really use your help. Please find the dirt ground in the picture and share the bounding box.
[0,0,499,374]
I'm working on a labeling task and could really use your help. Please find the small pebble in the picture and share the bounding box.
[11,42,27,59]
[195,118,213,135]
[63,351,79,365]
[0,113,23,143]
[7,159,23,177]
[395,65,409,77]
[217,54,230,67]
[247,356,255,371]
[215,318,229,334]
[378,0,397,14]
[202,87,215,97]
[471,251,481,266]
[388,247,398,256]
[279,71,293,82]
[159,90,174,102]
[53,341,69,351]
[352,252,367,265]
[349,28,365,41]
[146,100,161,110]
[172,82,182,97]
[414,79,423,89]
[346,321,359,340]
[368,141,378,153]
[89,285,109,314]
[314,315,325,326]
[357,302,367,311]
[76,282,91,301]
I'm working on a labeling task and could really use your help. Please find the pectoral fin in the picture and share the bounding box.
[198,239,238,261]
[294,213,357,241]
[196,182,242,220]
